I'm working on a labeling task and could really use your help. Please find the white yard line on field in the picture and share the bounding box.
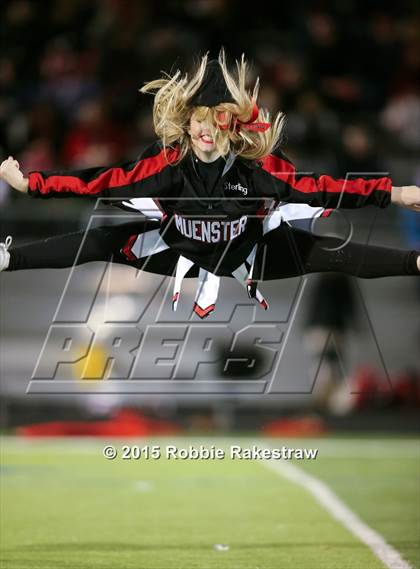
[261,457,412,569]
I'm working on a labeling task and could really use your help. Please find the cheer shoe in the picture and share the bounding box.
[0,236,12,271]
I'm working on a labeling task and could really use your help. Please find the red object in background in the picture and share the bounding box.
[391,370,420,407]
[62,123,127,167]
[61,99,129,168]
[17,409,181,437]
[351,365,385,409]
[262,416,327,437]
[20,138,56,173]
[349,366,420,409]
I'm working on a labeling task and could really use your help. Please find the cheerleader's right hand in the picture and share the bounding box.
[0,156,28,193]
[391,186,420,211]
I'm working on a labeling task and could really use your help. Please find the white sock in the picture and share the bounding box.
[0,249,10,271]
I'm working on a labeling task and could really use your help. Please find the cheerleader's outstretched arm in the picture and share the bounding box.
[0,145,179,199]
[260,152,420,212]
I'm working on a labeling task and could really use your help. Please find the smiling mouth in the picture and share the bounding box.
[200,135,214,144]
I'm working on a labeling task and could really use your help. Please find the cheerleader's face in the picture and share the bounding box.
[188,112,220,162]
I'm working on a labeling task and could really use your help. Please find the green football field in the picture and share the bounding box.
[0,436,419,569]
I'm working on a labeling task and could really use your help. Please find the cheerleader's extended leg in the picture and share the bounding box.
[1,221,162,272]
[258,223,420,280]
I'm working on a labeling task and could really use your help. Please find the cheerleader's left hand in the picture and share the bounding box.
[0,156,28,193]
[391,186,420,211]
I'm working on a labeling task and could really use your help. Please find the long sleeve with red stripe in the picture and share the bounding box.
[27,144,180,199]
[260,152,392,208]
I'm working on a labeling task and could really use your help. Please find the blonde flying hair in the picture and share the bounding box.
[140,50,285,163]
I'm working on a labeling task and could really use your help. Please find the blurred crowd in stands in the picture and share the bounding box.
[0,0,419,181]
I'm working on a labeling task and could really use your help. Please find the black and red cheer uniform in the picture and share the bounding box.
[8,142,417,318]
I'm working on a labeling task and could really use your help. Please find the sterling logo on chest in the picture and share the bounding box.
[224,181,248,195]
[174,214,247,243]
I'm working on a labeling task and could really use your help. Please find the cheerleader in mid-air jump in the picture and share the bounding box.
[0,52,419,318]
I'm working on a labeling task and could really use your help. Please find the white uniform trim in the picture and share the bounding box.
[131,229,169,259]
[195,268,220,311]
[172,256,195,310]
[122,198,163,219]
[263,203,325,234]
